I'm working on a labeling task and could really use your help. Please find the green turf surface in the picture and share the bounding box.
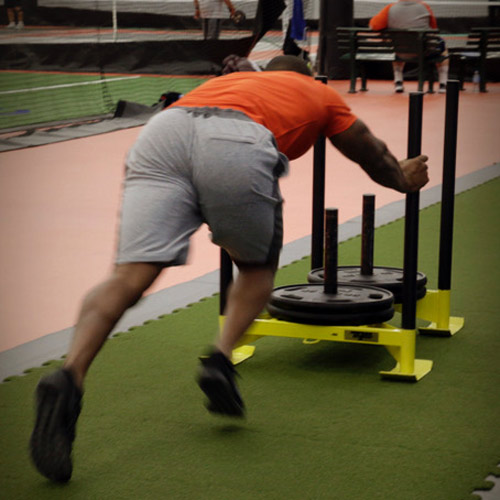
[1,178,499,499]
[0,72,207,130]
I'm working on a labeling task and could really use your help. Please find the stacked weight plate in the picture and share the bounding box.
[306,194,427,303]
[267,208,395,326]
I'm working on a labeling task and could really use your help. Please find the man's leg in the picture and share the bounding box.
[64,262,163,389]
[216,265,275,357]
[30,262,162,482]
[393,61,405,92]
[190,111,284,416]
[198,264,276,417]
[202,18,209,39]
[15,6,24,28]
[436,58,449,93]
[30,106,200,481]
[7,8,16,27]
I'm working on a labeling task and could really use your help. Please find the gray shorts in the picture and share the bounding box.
[116,106,288,268]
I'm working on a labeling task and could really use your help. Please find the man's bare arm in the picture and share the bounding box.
[223,0,236,16]
[329,119,429,193]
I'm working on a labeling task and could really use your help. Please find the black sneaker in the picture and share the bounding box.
[29,369,82,482]
[197,351,245,417]
[395,81,404,93]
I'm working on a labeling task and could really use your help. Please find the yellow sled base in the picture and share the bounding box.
[395,289,465,337]
[224,314,433,382]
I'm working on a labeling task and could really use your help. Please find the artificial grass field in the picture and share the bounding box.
[0,177,499,499]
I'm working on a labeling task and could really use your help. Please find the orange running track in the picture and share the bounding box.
[0,80,499,354]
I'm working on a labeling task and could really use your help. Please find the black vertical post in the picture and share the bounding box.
[318,0,353,79]
[479,30,488,93]
[323,208,338,295]
[219,249,233,315]
[311,75,328,270]
[438,80,460,291]
[402,92,424,330]
[361,194,375,275]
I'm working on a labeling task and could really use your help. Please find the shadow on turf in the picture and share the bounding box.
[249,340,393,377]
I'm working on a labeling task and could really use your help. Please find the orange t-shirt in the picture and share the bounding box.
[171,71,357,160]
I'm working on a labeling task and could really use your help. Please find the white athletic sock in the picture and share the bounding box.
[438,64,449,85]
[393,63,404,83]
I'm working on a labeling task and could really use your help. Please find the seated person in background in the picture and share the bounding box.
[369,0,449,93]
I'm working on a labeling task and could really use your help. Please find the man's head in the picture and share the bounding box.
[264,55,312,76]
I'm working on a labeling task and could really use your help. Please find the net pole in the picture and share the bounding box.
[112,0,118,42]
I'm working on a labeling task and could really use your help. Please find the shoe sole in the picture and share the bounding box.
[30,376,74,482]
[198,374,244,417]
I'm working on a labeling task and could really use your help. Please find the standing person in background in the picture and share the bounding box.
[369,0,449,93]
[281,0,310,62]
[5,0,24,29]
[194,0,236,40]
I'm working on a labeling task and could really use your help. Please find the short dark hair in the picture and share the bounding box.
[264,55,312,76]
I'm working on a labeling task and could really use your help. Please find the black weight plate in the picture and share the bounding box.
[267,303,394,326]
[269,284,394,314]
[393,286,427,303]
[308,265,427,288]
[308,265,427,302]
